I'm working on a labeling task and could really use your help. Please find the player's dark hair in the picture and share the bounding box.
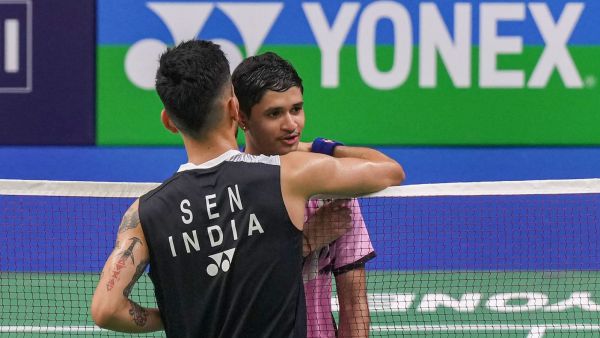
[232,52,303,117]
[155,40,231,139]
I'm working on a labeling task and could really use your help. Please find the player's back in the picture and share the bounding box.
[139,150,306,338]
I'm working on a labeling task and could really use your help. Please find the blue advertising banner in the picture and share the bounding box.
[98,0,599,45]
[0,0,95,144]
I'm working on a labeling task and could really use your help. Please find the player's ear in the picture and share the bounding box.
[227,97,241,132]
[227,84,240,122]
[236,103,250,130]
[238,110,248,130]
[161,109,178,134]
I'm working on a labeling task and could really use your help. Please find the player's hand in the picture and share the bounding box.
[297,141,313,152]
[303,199,352,256]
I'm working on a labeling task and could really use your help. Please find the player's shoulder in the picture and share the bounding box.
[280,151,307,161]
[141,173,179,198]
[227,152,280,166]
[280,151,330,169]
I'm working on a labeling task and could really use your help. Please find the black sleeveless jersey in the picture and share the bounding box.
[138,150,306,338]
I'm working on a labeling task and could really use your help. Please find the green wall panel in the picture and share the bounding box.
[97,45,600,145]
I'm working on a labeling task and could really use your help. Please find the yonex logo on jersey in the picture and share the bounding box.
[206,248,236,276]
[0,0,32,93]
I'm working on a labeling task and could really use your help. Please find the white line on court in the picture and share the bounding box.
[0,326,106,332]
[527,326,546,338]
[369,324,600,333]
[2,324,600,333]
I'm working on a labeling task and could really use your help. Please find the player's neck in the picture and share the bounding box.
[183,131,238,165]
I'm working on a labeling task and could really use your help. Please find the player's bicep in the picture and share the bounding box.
[308,156,388,197]
[95,201,149,302]
[103,233,149,297]
[283,153,384,198]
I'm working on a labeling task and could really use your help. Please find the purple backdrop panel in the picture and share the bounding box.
[0,0,94,145]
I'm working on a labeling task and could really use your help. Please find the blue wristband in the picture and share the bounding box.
[311,137,344,156]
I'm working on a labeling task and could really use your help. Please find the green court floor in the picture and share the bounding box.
[1,271,599,337]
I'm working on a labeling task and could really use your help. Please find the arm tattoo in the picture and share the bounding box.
[118,207,140,233]
[128,300,148,327]
[106,237,143,291]
[121,237,142,265]
[123,258,149,297]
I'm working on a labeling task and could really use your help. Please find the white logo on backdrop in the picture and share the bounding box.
[125,1,587,90]
[125,2,283,89]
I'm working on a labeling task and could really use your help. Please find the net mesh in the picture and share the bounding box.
[1,179,600,337]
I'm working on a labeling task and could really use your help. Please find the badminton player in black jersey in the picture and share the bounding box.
[91,40,404,337]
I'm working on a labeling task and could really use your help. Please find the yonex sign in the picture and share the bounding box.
[309,1,584,89]
[125,1,585,90]
[97,0,600,145]
[343,292,600,313]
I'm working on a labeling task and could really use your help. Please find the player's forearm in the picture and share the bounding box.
[93,299,163,333]
[338,307,370,338]
[334,145,391,163]
[336,268,371,337]
[338,297,370,338]
[305,140,398,165]
[335,146,405,184]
